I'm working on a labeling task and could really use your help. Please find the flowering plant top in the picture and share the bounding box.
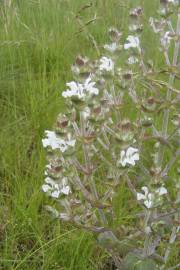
[42,1,180,269]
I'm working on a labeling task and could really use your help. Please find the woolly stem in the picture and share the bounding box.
[157,13,180,167]
[80,112,107,226]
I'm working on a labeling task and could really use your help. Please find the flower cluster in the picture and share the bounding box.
[42,130,76,152]
[42,177,71,198]
[42,2,180,269]
[62,77,99,99]
[118,147,139,167]
[124,35,140,50]
[137,186,168,208]
[99,56,114,72]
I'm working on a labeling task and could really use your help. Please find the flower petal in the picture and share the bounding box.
[42,184,51,193]
[144,199,153,209]
[51,190,60,198]
[156,186,167,196]
[137,192,146,201]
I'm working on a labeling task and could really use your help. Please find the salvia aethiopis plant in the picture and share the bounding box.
[42,1,180,269]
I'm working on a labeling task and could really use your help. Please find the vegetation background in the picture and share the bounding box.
[0,0,171,269]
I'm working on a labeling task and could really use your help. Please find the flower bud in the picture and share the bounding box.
[75,55,89,67]
[108,27,122,42]
[55,114,69,134]
[129,7,143,19]
[144,226,152,234]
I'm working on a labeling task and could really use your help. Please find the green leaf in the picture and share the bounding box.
[123,253,157,270]
[123,253,140,270]
[97,232,134,256]
[135,259,157,270]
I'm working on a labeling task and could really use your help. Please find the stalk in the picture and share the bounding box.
[157,13,180,167]
[143,210,152,257]
[164,226,178,264]
[80,112,122,268]
[80,112,107,226]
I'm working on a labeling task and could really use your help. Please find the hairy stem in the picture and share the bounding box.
[164,227,177,263]
[80,112,107,226]
[143,210,152,257]
[157,13,180,167]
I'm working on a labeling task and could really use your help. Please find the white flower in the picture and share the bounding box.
[118,147,139,167]
[42,130,76,152]
[137,186,154,209]
[62,81,84,99]
[45,164,51,176]
[127,56,139,65]
[83,77,99,95]
[42,131,63,150]
[42,177,60,198]
[104,42,118,53]
[144,194,154,208]
[137,186,168,209]
[99,56,114,71]
[62,77,99,99]
[60,178,71,195]
[42,177,71,198]
[124,35,140,50]
[155,186,168,196]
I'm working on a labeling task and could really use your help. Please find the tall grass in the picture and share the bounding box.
[0,0,164,269]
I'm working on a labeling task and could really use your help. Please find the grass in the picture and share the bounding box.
[0,1,129,269]
[0,0,178,269]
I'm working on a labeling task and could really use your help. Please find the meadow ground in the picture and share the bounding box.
[0,0,177,269]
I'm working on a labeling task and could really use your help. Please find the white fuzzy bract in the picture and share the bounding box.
[99,57,114,71]
[42,177,71,198]
[62,77,99,99]
[124,35,140,50]
[42,130,76,152]
[118,147,139,167]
